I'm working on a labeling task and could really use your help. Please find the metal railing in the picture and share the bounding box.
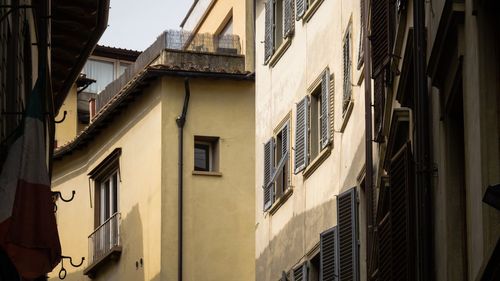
[95,30,241,113]
[88,212,121,265]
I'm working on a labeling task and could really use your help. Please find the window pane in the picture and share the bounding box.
[118,63,130,77]
[112,172,118,214]
[82,59,115,94]
[194,143,210,171]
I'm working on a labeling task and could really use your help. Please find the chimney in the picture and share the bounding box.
[89,98,96,122]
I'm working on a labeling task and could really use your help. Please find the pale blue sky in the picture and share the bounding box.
[98,0,193,51]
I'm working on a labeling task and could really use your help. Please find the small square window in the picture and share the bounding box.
[194,136,219,172]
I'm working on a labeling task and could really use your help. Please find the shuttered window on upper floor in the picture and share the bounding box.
[294,69,334,175]
[343,27,352,117]
[264,0,295,64]
[263,120,290,211]
[320,226,339,281]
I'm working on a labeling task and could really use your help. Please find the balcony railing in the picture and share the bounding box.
[95,30,242,114]
[87,212,121,267]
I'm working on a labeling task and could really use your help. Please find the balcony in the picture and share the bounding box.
[84,212,122,278]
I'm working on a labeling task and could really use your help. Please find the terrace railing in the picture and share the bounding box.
[87,212,121,265]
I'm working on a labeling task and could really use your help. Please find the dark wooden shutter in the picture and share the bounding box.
[296,0,307,20]
[320,227,339,281]
[294,96,309,174]
[329,74,335,144]
[337,188,359,281]
[370,0,391,77]
[373,73,385,142]
[284,0,295,38]
[263,138,274,210]
[293,262,307,281]
[388,143,416,281]
[343,31,352,115]
[320,69,330,149]
[265,0,275,62]
[377,212,391,281]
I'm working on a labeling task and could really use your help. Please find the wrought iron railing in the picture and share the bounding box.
[95,30,241,113]
[88,212,120,265]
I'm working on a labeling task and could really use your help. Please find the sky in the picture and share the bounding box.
[98,0,193,51]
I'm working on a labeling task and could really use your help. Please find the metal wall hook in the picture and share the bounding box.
[58,256,85,279]
[52,190,76,202]
[55,111,67,123]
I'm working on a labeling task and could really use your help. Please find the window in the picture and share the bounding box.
[217,17,234,51]
[264,0,294,63]
[296,0,324,21]
[294,69,332,175]
[194,136,219,173]
[86,148,122,277]
[308,252,321,281]
[343,27,353,116]
[263,120,290,211]
[82,58,133,94]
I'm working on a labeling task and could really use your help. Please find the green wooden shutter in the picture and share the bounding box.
[284,0,295,38]
[265,0,275,62]
[337,188,359,281]
[320,226,339,281]
[294,96,309,174]
[296,0,307,20]
[263,138,274,210]
[293,262,308,281]
[320,68,330,149]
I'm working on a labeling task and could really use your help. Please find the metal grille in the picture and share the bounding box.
[88,212,121,265]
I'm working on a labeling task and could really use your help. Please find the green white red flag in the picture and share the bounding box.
[0,78,61,279]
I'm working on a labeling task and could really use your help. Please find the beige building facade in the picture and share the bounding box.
[50,1,256,281]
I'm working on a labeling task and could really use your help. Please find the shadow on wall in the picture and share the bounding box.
[47,204,145,281]
[256,198,337,281]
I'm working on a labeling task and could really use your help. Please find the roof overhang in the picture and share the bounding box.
[51,0,110,114]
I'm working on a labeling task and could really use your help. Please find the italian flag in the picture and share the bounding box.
[0,78,61,279]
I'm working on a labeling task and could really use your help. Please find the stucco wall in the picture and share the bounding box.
[55,84,78,146]
[49,82,163,281]
[160,76,255,281]
[254,0,366,280]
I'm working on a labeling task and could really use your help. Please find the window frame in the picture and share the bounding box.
[193,136,220,174]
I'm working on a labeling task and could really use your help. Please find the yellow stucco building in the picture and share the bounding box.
[50,1,255,280]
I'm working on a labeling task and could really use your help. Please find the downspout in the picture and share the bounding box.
[413,0,432,280]
[175,78,190,281]
[363,0,374,263]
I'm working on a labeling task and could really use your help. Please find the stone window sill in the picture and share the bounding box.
[192,171,223,177]
[268,37,292,67]
[269,187,293,215]
[303,145,332,179]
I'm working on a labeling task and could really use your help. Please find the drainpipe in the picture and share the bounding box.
[413,0,432,280]
[363,0,374,262]
[175,78,190,281]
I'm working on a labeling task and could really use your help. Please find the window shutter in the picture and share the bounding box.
[373,74,385,142]
[282,123,289,158]
[293,262,308,281]
[264,0,275,62]
[343,31,352,115]
[284,0,295,38]
[320,69,330,149]
[296,0,307,20]
[337,188,359,281]
[329,74,335,144]
[294,96,309,174]
[377,212,392,281]
[320,227,339,281]
[370,0,391,77]
[263,138,274,210]
[388,143,416,281]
